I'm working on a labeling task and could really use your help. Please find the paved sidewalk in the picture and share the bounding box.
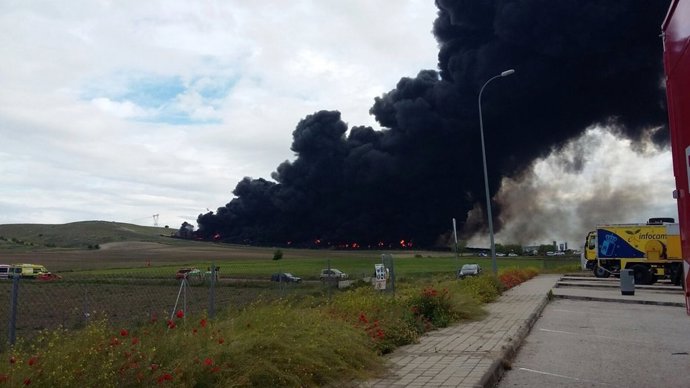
[362,274,560,388]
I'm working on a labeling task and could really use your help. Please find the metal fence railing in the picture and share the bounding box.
[2,259,395,352]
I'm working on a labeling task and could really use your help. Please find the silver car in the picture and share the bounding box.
[457,264,482,279]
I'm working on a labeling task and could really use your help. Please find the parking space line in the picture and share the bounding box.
[517,367,617,386]
[538,328,651,345]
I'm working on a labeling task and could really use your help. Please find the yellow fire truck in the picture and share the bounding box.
[582,218,684,285]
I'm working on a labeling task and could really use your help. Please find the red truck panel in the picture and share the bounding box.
[663,0,690,313]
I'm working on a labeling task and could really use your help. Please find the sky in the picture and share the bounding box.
[0,0,678,248]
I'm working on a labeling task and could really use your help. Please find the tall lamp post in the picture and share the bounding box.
[478,68,515,274]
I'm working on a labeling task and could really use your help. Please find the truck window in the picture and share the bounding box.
[587,234,596,250]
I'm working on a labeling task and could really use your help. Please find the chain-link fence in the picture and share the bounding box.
[1,257,397,352]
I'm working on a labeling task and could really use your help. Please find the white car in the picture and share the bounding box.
[319,268,348,280]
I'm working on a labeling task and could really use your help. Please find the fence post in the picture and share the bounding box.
[8,274,19,346]
[83,286,90,325]
[209,264,216,319]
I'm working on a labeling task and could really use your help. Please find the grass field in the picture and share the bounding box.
[0,221,581,346]
[0,221,580,276]
[0,222,581,385]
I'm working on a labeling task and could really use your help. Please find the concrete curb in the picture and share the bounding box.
[552,293,685,307]
[477,291,552,388]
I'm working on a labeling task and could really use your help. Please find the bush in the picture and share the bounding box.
[0,269,539,386]
[0,304,384,387]
[457,275,503,303]
[272,249,283,261]
[498,267,539,290]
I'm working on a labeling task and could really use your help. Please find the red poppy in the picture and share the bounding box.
[23,378,31,385]
[150,363,159,371]
[157,373,173,383]
[211,366,221,373]
[175,310,184,319]
[131,337,140,345]
[217,338,225,344]
[9,356,16,364]
[167,320,176,329]
[27,356,38,366]
[0,374,9,383]
[200,318,207,328]
[120,329,129,337]
[204,357,213,366]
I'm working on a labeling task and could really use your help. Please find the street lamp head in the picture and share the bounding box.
[500,69,516,77]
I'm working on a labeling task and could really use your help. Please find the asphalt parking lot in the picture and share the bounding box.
[498,279,690,387]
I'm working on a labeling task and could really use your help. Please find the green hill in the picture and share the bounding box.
[0,221,174,250]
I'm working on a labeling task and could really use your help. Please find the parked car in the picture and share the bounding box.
[36,272,62,281]
[175,268,201,279]
[508,253,518,257]
[0,264,9,280]
[457,264,482,279]
[478,252,488,257]
[319,268,348,280]
[271,272,302,283]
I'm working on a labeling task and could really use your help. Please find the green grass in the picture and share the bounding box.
[0,221,173,250]
[62,255,579,280]
[0,221,581,278]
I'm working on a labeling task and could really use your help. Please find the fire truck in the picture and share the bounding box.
[662,0,690,313]
[582,219,683,285]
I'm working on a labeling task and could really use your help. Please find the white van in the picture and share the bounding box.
[0,264,10,279]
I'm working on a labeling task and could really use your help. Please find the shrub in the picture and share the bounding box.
[0,269,540,386]
[409,286,453,328]
[272,249,283,261]
[0,304,384,387]
[498,267,539,290]
[457,275,503,303]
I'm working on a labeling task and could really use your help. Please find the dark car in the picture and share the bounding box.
[271,272,302,283]
[457,264,482,279]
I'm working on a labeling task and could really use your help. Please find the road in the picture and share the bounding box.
[498,298,690,387]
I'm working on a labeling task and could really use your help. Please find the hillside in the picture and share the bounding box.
[0,221,174,250]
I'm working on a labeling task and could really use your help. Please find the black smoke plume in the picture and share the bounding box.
[198,0,671,248]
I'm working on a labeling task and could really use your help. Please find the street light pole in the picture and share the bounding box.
[478,69,515,274]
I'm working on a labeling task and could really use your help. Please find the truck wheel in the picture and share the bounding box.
[670,266,683,286]
[594,265,610,278]
[648,275,658,285]
[631,264,653,285]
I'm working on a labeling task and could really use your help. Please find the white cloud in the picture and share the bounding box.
[0,0,438,228]
[0,0,676,242]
